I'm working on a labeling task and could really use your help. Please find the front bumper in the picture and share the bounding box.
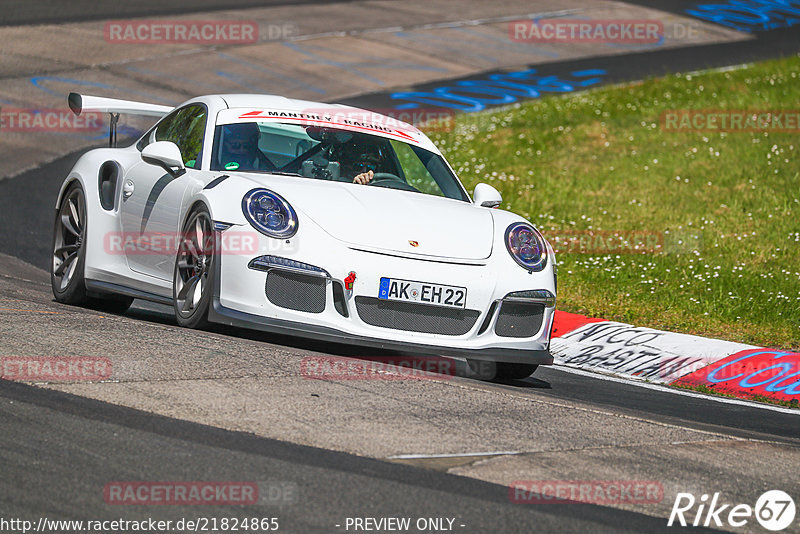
[208,296,553,364]
[210,226,556,365]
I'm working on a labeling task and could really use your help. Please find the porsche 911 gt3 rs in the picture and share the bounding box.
[52,92,556,379]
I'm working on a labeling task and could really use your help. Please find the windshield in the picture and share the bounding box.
[210,122,469,201]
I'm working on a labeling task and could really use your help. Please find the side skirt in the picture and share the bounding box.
[85,279,173,306]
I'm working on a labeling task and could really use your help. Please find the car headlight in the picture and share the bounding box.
[242,188,298,238]
[505,222,547,272]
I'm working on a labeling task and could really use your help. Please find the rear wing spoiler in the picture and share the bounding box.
[68,92,173,147]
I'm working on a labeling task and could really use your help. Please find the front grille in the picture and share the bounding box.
[265,270,326,313]
[355,296,479,336]
[494,301,544,338]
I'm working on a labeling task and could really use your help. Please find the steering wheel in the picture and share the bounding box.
[368,173,419,192]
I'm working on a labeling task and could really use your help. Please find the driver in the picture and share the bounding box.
[219,123,275,171]
[336,142,384,185]
[352,148,381,185]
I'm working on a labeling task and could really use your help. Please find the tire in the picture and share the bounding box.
[52,181,135,314]
[51,182,90,305]
[496,362,538,380]
[466,359,538,381]
[173,205,214,329]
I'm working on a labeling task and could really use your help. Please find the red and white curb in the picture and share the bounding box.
[550,311,800,405]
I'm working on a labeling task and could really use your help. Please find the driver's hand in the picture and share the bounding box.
[353,170,373,184]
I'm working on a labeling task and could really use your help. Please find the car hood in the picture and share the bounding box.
[242,175,494,260]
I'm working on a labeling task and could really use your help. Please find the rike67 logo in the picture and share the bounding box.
[668,490,796,531]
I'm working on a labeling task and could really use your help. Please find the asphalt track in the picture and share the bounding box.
[1,2,799,533]
[0,0,358,27]
[0,380,713,534]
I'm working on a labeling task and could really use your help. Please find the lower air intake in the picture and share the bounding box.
[265,271,326,313]
[355,297,479,336]
[494,301,545,338]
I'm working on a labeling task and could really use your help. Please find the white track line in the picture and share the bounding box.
[552,364,799,415]
[388,451,521,460]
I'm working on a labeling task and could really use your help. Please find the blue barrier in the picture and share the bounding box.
[390,68,607,112]
[687,0,800,32]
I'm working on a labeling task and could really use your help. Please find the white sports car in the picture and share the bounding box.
[52,92,556,379]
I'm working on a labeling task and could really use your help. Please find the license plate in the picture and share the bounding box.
[378,277,467,309]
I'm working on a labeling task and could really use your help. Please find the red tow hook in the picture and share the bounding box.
[344,272,356,291]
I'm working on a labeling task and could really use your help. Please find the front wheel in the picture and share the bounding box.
[173,206,215,329]
[466,360,538,381]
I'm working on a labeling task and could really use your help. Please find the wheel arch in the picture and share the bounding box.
[181,199,212,227]
[185,185,248,228]
[55,173,87,210]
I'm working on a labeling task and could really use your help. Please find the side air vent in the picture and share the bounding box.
[98,161,121,211]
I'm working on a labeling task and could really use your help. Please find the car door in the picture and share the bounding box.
[120,104,207,281]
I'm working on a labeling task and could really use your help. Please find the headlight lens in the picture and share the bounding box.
[505,222,547,271]
[242,189,298,238]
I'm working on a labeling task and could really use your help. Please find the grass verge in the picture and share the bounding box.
[429,55,800,350]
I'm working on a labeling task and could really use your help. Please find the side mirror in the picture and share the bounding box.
[141,141,186,176]
[473,183,502,208]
